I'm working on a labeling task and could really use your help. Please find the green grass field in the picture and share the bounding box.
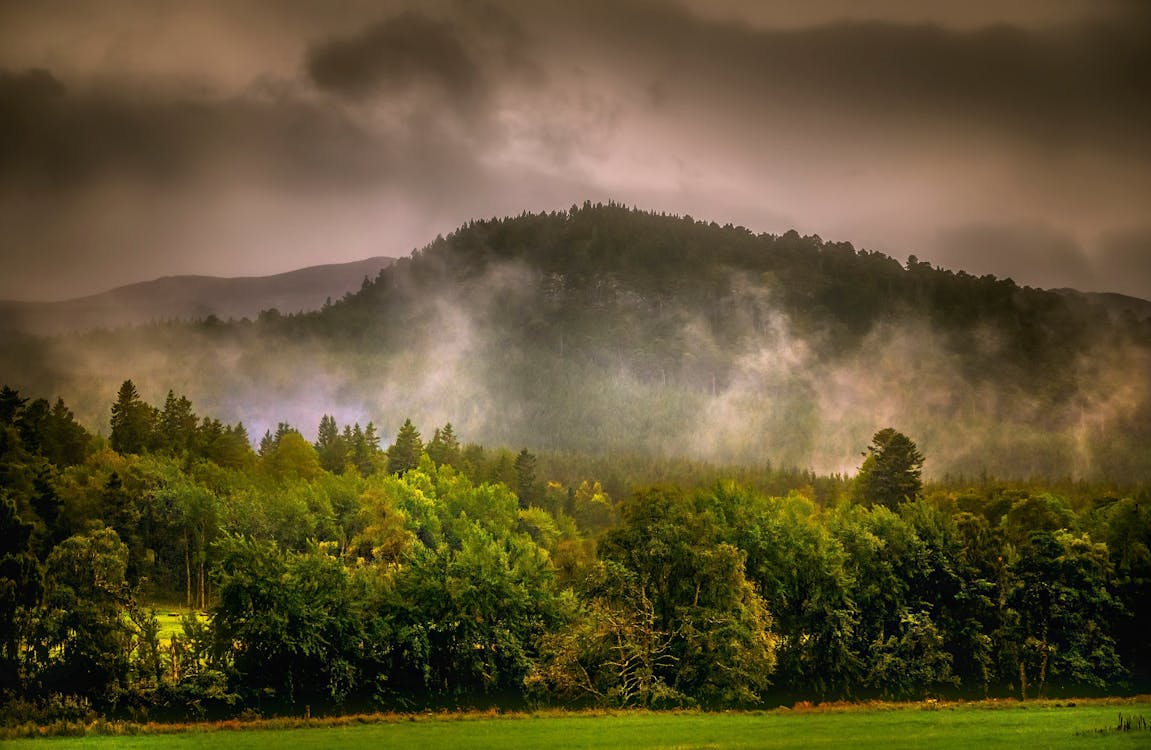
[142,605,207,642]
[5,702,1150,750]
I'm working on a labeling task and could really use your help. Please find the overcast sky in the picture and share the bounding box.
[1,0,1149,301]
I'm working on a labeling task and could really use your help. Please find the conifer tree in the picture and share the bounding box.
[315,414,348,473]
[427,422,462,469]
[386,418,422,476]
[853,428,924,509]
[514,448,538,507]
[109,380,154,455]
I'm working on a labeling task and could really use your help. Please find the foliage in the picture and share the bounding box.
[853,428,924,509]
[0,381,1148,721]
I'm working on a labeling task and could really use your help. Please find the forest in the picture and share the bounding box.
[2,203,1150,482]
[2,379,1148,724]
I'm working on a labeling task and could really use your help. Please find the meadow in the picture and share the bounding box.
[5,701,1150,750]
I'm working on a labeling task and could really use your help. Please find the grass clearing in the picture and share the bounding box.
[142,604,208,642]
[4,699,1150,749]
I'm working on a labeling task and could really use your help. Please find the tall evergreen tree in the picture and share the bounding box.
[315,414,348,473]
[514,448,538,507]
[0,386,26,427]
[109,380,154,455]
[427,423,462,469]
[158,391,197,454]
[853,428,924,509]
[386,418,422,476]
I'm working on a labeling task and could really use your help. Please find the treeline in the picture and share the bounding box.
[1,383,1149,724]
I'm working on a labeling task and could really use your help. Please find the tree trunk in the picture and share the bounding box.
[185,530,192,609]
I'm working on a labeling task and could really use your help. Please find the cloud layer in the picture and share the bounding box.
[0,0,1148,300]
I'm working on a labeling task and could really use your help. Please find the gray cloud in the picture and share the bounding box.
[0,0,1149,300]
[307,13,483,104]
[1095,227,1151,299]
[930,223,1095,291]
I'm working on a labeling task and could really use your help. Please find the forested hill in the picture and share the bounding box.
[283,202,1151,479]
[2,203,1150,481]
[314,202,1149,372]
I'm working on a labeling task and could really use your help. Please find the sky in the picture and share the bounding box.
[1,0,1149,301]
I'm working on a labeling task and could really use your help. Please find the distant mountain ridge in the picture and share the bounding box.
[0,256,394,334]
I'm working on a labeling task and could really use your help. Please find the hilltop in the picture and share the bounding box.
[1,204,1148,480]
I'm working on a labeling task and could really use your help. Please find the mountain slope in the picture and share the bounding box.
[0,256,394,334]
[2,204,1149,481]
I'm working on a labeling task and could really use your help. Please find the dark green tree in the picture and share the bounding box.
[37,527,133,702]
[109,380,155,455]
[426,423,462,469]
[853,428,924,509]
[315,414,349,473]
[0,386,26,427]
[158,390,198,454]
[0,493,41,695]
[514,448,538,507]
[386,418,423,476]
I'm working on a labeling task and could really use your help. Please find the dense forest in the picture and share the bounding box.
[2,203,1150,482]
[2,205,1150,722]
[2,381,1149,724]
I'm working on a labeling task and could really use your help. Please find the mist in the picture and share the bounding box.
[4,213,1148,485]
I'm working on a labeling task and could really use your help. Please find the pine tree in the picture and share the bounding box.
[159,391,197,454]
[853,428,924,509]
[0,386,27,427]
[427,422,462,468]
[514,448,537,507]
[109,380,154,455]
[386,418,423,476]
[315,414,348,473]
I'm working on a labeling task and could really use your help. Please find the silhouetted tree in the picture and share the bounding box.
[853,428,924,509]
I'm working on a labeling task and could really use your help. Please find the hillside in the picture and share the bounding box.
[0,256,394,334]
[1,204,1149,480]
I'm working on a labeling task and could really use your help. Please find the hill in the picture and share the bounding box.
[1,204,1148,480]
[0,256,394,334]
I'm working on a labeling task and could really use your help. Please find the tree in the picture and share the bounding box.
[426,423,461,469]
[158,390,197,454]
[315,414,349,473]
[109,380,155,455]
[386,419,423,476]
[42,398,91,466]
[0,386,26,427]
[1004,530,1124,697]
[853,428,924,509]
[211,537,366,704]
[266,431,322,481]
[596,487,776,706]
[37,527,134,701]
[0,493,40,694]
[514,448,538,507]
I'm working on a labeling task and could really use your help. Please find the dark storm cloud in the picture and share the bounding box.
[307,12,483,102]
[0,0,1148,300]
[564,1,1151,157]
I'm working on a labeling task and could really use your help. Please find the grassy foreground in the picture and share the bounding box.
[5,700,1150,749]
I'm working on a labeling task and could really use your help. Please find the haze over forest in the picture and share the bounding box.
[2,204,1150,484]
[1,1,1149,481]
